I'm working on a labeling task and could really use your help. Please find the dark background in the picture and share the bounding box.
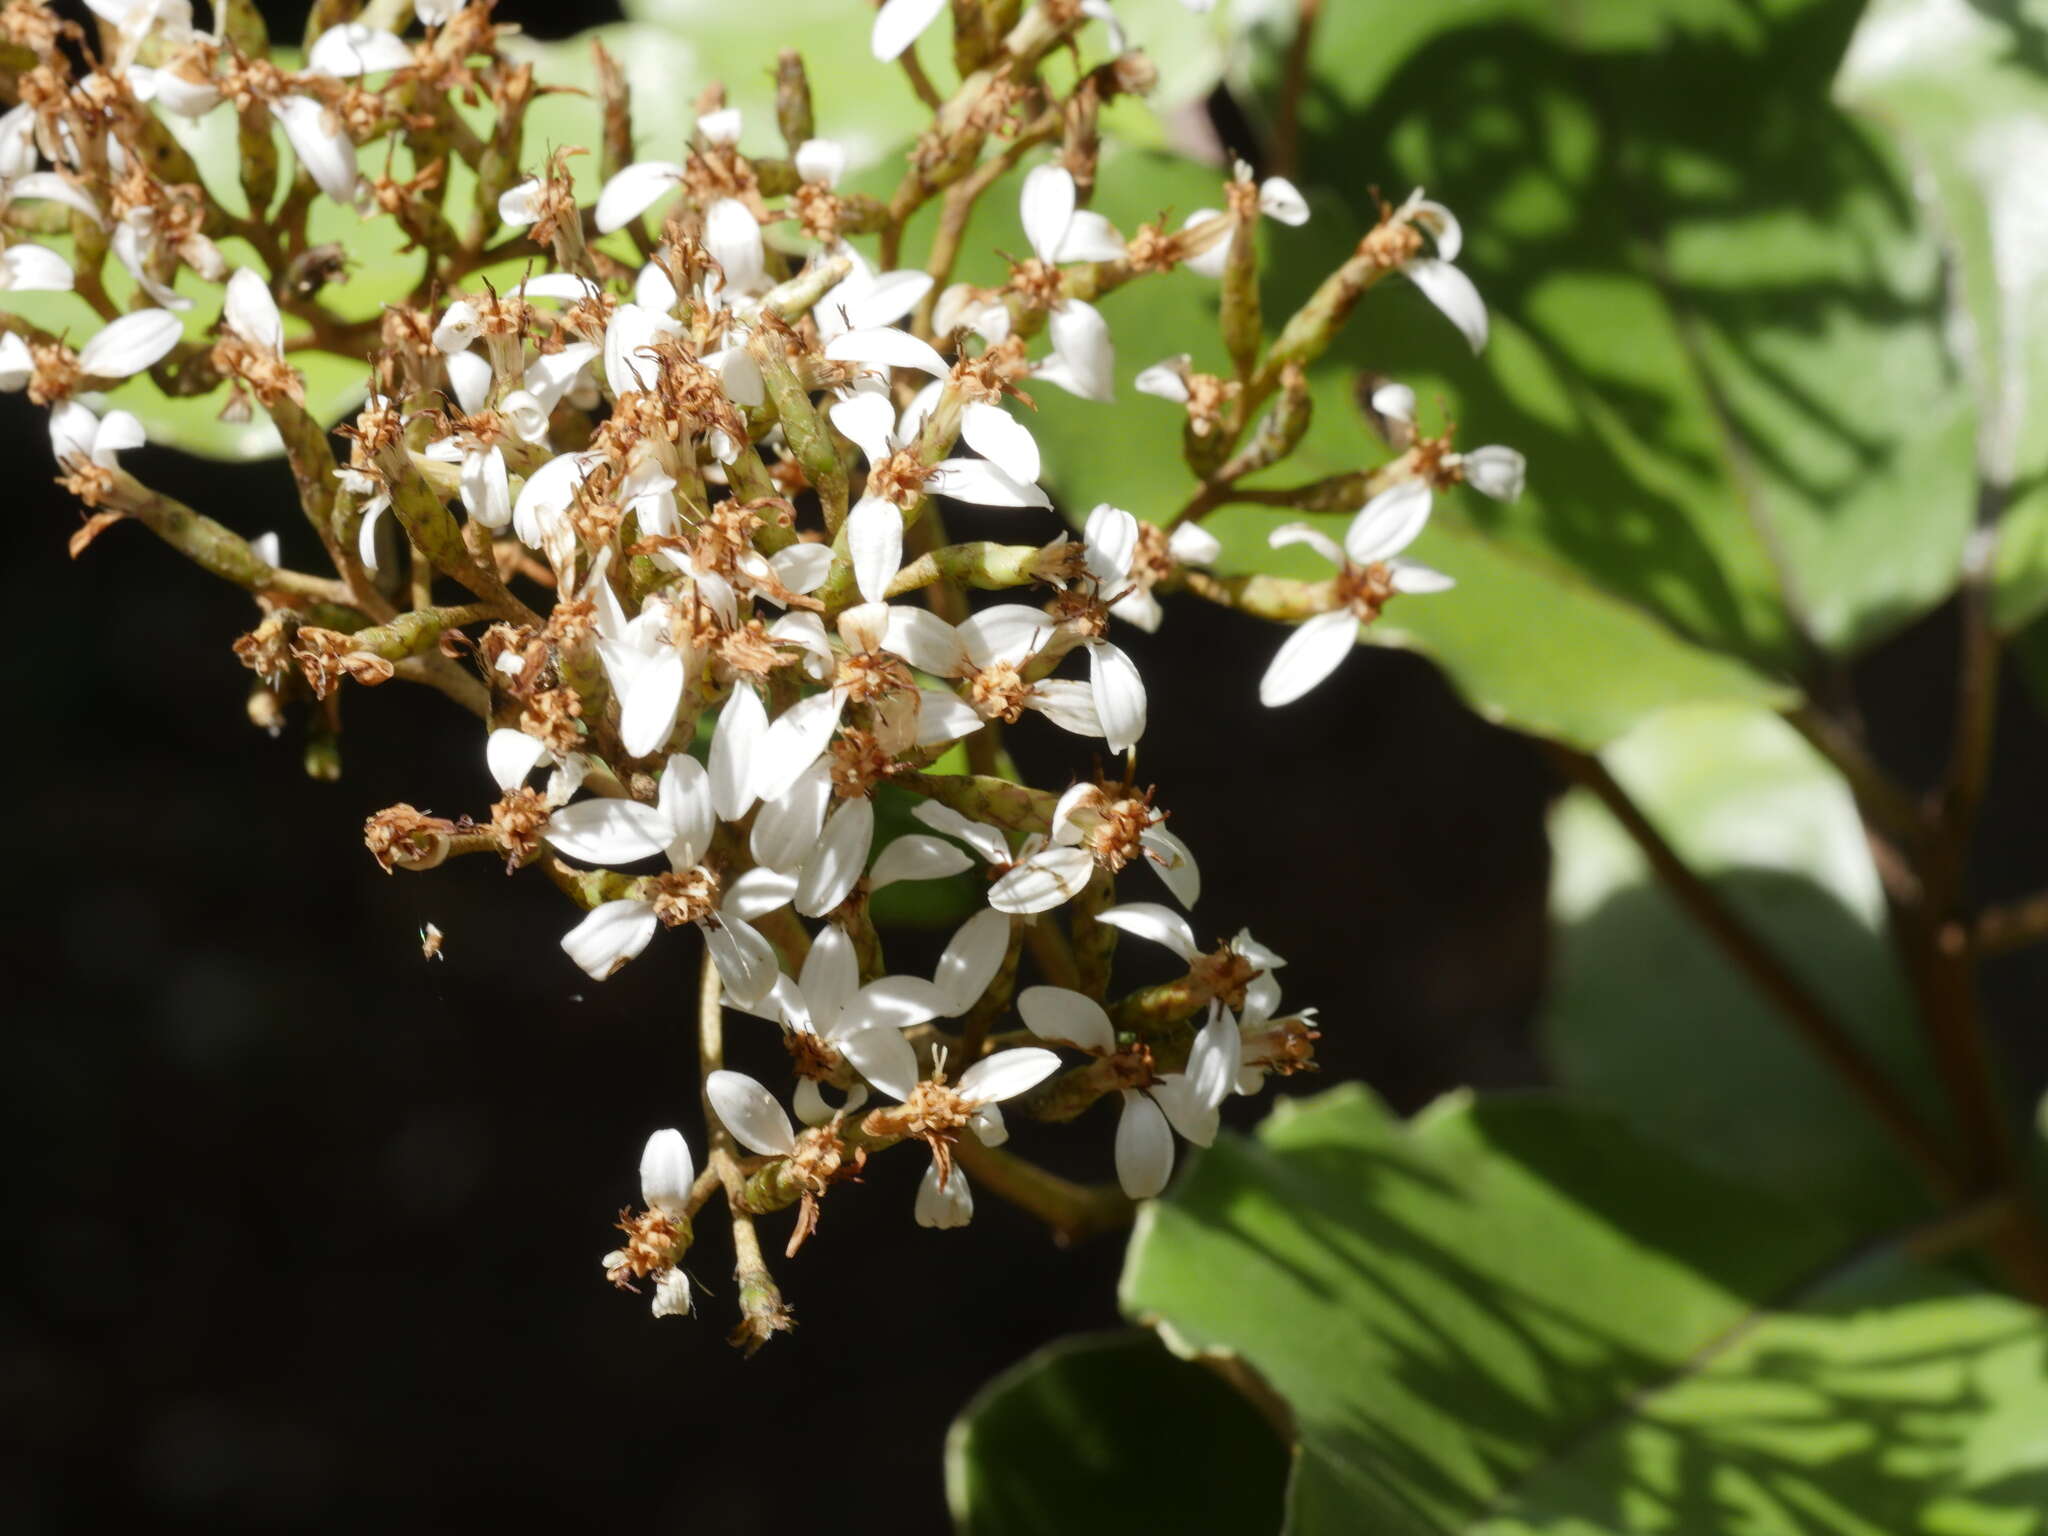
[8,1,2048,1530]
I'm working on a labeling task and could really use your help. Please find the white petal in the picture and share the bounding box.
[1168,523,1222,566]
[752,758,834,871]
[220,269,282,352]
[619,651,685,759]
[651,1269,692,1317]
[1052,208,1126,265]
[561,899,658,980]
[1370,382,1417,425]
[1141,825,1201,908]
[1110,589,1163,633]
[960,401,1041,484]
[915,689,982,747]
[828,391,898,464]
[1390,560,1455,595]
[306,23,413,77]
[270,95,358,203]
[486,728,547,791]
[433,299,480,354]
[795,137,846,187]
[1115,1090,1174,1198]
[1345,479,1433,565]
[839,1025,921,1101]
[355,497,389,574]
[956,1046,1062,1105]
[1149,1075,1220,1148]
[968,1103,1008,1147]
[915,1158,973,1228]
[1023,680,1104,738]
[2,243,72,293]
[77,308,180,379]
[934,908,1011,1015]
[846,494,904,604]
[710,685,767,819]
[1258,176,1310,226]
[752,691,843,804]
[870,0,946,60]
[796,796,875,917]
[92,409,145,459]
[1134,359,1191,403]
[545,796,675,865]
[703,916,779,1006]
[1019,164,1076,266]
[770,542,834,596]
[1268,521,1346,568]
[868,834,973,890]
[445,349,493,415]
[696,107,743,145]
[1408,196,1463,262]
[496,177,543,227]
[799,924,859,1031]
[1017,986,1117,1054]
[595,160,684,235]
[1259,609,1360,708]
[1044,300,1114,402]
[725,865,799,921]
[844,269,935,331]
[826,325,949,379]
[639,1127,696,1213]
[1088,641,1146,754]
[1095,903,1200,961]
[8,171,103,226]
[1083,503,1139,587]
[929,457,1052,510]
[706,1070,798,1157]
[987,846,1095,914]
[846,974,947,1031]
[1405,257,1488,352]
[1180,210,1230,280]
[1186,1005,1239,1111]
[1461,444,1526,502]
[911,800,1010,866]
[705,197,766,291]
[657,753,715,866]
[883,607,969,676]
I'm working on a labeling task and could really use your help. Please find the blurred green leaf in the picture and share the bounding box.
[1543,701,1940,1226]
[1264,0,1975,666]
[946,1331,1289,1535]
[1121,1085,2048,1534]
[1834,0,2048,631]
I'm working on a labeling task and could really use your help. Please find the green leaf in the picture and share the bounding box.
[1122,1085,2048,1534]
[946,1331,1290,1535]
[1269,0,1975,665]
[1834,0,2048,632]
[1543,701,1940,1226]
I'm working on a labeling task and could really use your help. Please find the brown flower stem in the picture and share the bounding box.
[698,950,794,1354]
[953,1137,1133,1244]
[1270,0,1323,181]
[1546,741,1963,1201]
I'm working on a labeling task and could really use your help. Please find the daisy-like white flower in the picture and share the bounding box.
[1066,499,1220,634]
[875,601,1114,748]
[602,1128,697,1319]
[1179,160,1312,280]
[854,1045,1064,1229]
[1016,988,1238,1197]
[1258,480,1454,708]
[1016,165,1124,402]
[1365,386,1526,504]
[551,755,794,1002]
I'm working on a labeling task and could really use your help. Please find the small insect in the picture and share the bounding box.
[420,922,446,961]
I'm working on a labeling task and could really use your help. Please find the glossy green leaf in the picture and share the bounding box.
[1122,1085,2048,1534]
[946,1331,1289,1535]
[1834,0,2048,631]
[1543,701,1939,1226]
[1264,0,1975,666]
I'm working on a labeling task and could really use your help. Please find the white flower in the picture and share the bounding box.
[874,601,1110,750]
[910,799,1096,917]
[49,400,144,472]
[1390,189,1487,352]
[1259,480,1453,707]
[1017,165,1121,402]
[306,23,413,78]
[1016,988,1238,1197]
[1180,161,1311,281]
[1070,499,1218,634]
[862,1046,1064,1229]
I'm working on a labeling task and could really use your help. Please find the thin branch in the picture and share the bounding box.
[1972,889,2048,957]
[953,1137,1134,1245]
[1270,0,1322,181]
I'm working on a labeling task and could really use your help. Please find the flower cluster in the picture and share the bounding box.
[10,0,1519,1348]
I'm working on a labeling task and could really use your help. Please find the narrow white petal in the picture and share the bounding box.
[270,94,359,203]
[1017,986,1117,1054]
[1019,164,1076,265]
[752,691,843,804]
[1405,257,1488,352]
[486,728,547,791]
[8,171,103,225]
[1083,504,1140,587]
[651,1269,693,1317]
[846,494,904,604]
[1052,209,1126,265]
[619,652,685,759]
[912,800,1010,866]
[956,1046,1062,1105]
[1168,523,1222,566]
[751,758,834,871]
[1149,1075,1220,1148]
[770,542,834,596]
[1044,299,1115,402]
[445,349,492,416]
[706,1070,798,1157]
[1258,609,1359,708]
[1088,641,1146,754]
[1409,196,1463,261]
[595,160,684,235]
[845,975,947,1031]
[1268,521,1346,568]
[545,797,674,865]
[496,178,543,228]
[77,308,181,379]
[845,269,935,330]
[1370,382,1417,425]
[871,0,946,60]
[1115,1091,1175,1198]
[561,899,658,980]
[987,846,1095,914]
[1258,176,1311,226]
[1134,359,1191,402]
[1390,559,1456,595]
[839,1025,921,1101]
[306,23,413,77]
[1461,444,1526,502]
[724,865,799,920]
[958,604,1053,668]
[1141,825,1202,908]
[1095,903,1200,961]
[915,689,982,747]
[796,796,875,917]
[795,137,847,187]
[639,1128,695,1213]
[826,326,950,379]
[884,607,970,676]
[1180,210,1231,280]
[868,834,974,890]
[915,1158,974,1228]
[696,107,743,146]
[960,401,1041,484]
[1023,680,1105,738]
[705,197,766,291]
[1344,479,1433,565]
[656,754,714,866]
[702,916,780,1007]
[1186,1005,1239,1110]
[934,908,1011,1015]
[800,924,859,1031]
[968,1103,1008,1147]
[710,685,767,819]
[827,390,897,465]
[222,270,284,351]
